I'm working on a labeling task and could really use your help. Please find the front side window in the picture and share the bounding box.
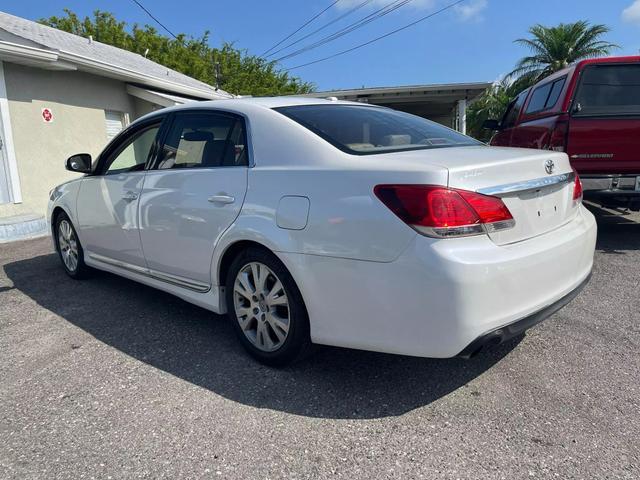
[156,113,248,169]
[501,89,529,129]
[275,105,480,155]
[104,124,160,175]
[573,64,640,116]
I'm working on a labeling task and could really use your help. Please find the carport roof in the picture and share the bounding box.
[305,82,491,103]
[304,82,492,120]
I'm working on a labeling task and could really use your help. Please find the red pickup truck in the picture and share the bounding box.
[486,56,640,211]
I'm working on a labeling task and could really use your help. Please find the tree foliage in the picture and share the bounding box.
[466,78,522,142]
[39,9,315,96]
[510,21,618,84]
[468,20,617,140]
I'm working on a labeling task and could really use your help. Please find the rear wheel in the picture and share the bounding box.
[225,248,310,366]
[54,212,90,279]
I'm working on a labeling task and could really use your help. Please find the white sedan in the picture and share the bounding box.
[48,97,596,365]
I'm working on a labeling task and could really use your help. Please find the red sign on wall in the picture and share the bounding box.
[42,108,53,123]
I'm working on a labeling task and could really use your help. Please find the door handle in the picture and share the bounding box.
[208,194,235,205]
[122,191,138,201]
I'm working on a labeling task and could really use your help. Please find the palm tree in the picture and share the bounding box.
[509,21,619,84]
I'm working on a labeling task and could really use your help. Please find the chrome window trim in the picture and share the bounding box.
[89,253,210,293]
[477,172,575,197]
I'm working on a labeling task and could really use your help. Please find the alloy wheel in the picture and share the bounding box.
[58,219,79,272]
[233,261,290,352]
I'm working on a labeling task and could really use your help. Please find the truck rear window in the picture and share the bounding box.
[274,104,481,155]
[573,64,640,116]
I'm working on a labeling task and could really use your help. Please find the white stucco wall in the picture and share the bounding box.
[0,63,140,218]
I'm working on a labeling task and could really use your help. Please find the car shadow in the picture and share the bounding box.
[585,202,640,253]
[4,252,521,420]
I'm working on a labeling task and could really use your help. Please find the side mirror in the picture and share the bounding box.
[65,153,92,173]
[482,119,500,130]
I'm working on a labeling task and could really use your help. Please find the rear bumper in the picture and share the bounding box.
[582,175,640,199]
[457,271,591,358]
[279,205,597,358]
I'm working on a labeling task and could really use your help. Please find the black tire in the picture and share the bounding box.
[54,211,91,279]
[225,247,311,366]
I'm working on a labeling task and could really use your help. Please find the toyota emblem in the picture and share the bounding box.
[544,159,555,175]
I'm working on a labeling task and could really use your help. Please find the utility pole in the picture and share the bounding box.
[214,62,221,91]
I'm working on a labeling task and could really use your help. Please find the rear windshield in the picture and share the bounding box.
[274,104,481,155]
[573,64,640,116]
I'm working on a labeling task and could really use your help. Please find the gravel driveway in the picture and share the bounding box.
[1,206,638,479]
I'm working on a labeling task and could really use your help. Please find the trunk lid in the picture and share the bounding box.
[435,146,577,245]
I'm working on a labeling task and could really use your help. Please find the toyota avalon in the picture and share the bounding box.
[48,97,596,365]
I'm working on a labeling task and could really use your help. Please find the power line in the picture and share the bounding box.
[261,0,342,57]
[284,0,467,70]
[130,0,180,41]
[265,0,375,59]
[273,0,415,63]
[273,0,412,62]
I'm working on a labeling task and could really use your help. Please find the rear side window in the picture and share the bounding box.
[525,77,566,114]
[274,105,480,155]
[155,113,248,170]
[573,64,640,116]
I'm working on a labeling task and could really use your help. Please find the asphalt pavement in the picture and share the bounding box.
[0,205,638,479]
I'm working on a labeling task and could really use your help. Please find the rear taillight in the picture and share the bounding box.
[374,185,515,238]
[572,168,583,204]
[547,115,569,152]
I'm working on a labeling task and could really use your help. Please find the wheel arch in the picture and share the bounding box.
[217,239,275,288]
[50,206,72,251]
[215,239,311,323]
[51,205,69,225]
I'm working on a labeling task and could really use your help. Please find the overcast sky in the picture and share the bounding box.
[5,0,640,90]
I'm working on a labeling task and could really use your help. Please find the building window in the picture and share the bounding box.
[105,110,129,141]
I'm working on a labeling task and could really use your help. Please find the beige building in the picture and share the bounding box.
[0,11,230,241]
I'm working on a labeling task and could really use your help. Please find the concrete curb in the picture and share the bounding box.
[0,214,49,243]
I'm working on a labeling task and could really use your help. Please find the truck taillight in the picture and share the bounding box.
[548,115,570,152]
[572,168,583,204]
[374,185,515,238]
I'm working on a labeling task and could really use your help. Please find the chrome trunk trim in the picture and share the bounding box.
[88,253,210,293]
[477,172,575,197]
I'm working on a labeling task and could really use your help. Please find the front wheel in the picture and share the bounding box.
[54,212,90,279]
[225,248,311,366]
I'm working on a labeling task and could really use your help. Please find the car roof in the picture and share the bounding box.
[575,55,640,69]
[532,55,640,88]
[214,96,367,108]
[134,96,374,124]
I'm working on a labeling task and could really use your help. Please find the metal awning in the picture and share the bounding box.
[126,84,200,107]
[304,82,492,133]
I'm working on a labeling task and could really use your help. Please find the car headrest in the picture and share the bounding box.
[183,130,214,142]
[381,134,411,146]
